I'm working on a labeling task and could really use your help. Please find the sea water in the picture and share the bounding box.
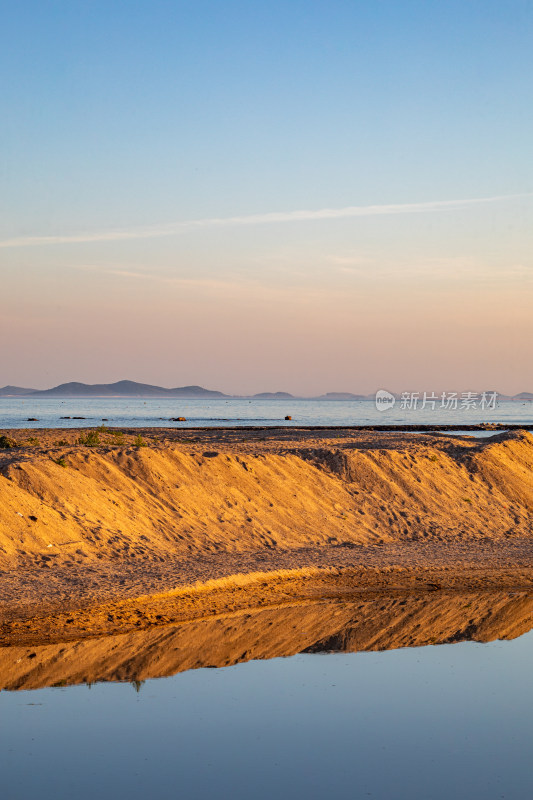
[1,396,532,429]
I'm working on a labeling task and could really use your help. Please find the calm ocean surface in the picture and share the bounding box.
[2,634,533,800]
[1,397,532,429]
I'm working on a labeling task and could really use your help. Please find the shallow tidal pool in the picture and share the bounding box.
[1,632,532,800]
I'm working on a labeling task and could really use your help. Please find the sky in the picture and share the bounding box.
[1,0,532,395]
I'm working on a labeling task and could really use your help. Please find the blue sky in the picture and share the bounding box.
[1,1,532,393]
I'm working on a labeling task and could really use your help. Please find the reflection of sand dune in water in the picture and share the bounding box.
[2,591,532,691]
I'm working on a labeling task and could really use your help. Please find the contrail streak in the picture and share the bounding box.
[0,193,530,248]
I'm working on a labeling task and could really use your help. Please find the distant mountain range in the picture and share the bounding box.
[0,381,226,398]
[0,381,532,400]
[252,391,295,399]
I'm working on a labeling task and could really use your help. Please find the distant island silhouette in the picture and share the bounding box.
[0,381,532,401]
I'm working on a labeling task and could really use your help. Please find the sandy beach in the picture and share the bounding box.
[1,426,532,645]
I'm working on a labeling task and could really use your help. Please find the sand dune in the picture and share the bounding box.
[0,429,532,570]
[1,427,532,644]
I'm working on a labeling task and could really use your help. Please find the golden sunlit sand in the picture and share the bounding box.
[1,426,532,645]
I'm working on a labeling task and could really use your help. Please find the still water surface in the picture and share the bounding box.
[1,396,533,428]
[2,632,532,800]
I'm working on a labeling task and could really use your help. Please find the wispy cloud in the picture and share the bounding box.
[87,266,246,292]
[83,265,287,295]
[1,193,530,249]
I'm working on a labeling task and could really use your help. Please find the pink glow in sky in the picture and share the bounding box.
[2,195,532,395]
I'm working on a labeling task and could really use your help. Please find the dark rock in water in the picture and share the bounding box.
[27,418,39,421]
[101,418,108,421]
[60,416,71,419]
[170,417,187,421]
[72,416,86,420]
[285,415,292,420]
